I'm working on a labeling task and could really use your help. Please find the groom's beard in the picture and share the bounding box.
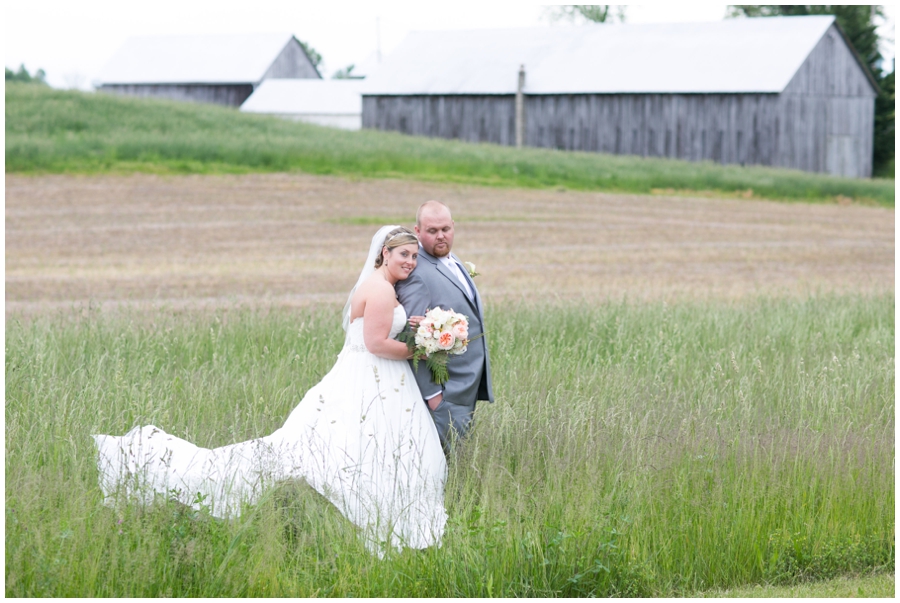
[431,243,450,257]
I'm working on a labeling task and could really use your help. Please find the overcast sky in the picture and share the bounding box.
[5,2,896,89]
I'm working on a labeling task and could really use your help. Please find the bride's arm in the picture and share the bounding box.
[362,283,413,360]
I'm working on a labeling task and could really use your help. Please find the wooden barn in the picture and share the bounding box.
[362,16,878,178]
[98,33,320,107]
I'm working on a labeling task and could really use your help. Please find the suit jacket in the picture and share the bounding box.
[395,247,494,407]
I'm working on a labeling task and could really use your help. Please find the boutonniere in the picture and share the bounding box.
[463,261,479,278]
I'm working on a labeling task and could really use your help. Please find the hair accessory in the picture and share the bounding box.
[387,231,418,243]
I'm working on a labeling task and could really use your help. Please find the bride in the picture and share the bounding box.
[93,226,447,555]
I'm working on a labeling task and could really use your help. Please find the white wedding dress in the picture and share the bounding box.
[93,304,448,554]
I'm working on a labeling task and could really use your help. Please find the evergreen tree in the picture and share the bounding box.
[872,68,894,176]
[5,64,47,84]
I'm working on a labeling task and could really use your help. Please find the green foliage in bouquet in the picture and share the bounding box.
[396,322,452,385]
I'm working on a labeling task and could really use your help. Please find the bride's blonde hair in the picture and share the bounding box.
[374,226,418,268]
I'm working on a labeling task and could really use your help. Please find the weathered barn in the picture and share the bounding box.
[99,33,320,107]
[362,16,878,178]
[241,79,364,130]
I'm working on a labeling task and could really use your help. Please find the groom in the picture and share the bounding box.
[396,200,494,451]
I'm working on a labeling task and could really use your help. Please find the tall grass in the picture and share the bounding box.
[5,83,894,206]
[6,295,894,596]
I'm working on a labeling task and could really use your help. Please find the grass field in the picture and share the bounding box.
[5,83,894,595]
[5,83,894,206]
[704,571,894,597]
[5,294,894,596]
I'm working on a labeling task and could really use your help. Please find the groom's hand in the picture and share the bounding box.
[427,393,443,411]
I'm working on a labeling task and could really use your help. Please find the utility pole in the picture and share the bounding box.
[376,16,382,63]
[515,64,526,148]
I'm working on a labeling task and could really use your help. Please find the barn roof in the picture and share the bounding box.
[363,16,843,95]
[240,79,364,115]
[99,33,301,85]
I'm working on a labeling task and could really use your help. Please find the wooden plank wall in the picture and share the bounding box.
[100,84,254,107]
[362,26,877,177]
[781,23,877,177]
[523,93,789,168]
[783,24,876,98]
[363,96,517,145]
[262,38,321,80]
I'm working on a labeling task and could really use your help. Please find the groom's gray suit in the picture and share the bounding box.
[396,247,493,447]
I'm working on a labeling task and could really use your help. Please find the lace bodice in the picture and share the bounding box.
[346,305,407,352]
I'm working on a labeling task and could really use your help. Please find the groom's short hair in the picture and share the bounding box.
[416,200,451,227]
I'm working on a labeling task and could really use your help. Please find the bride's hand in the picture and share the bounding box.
[408,315,425,328]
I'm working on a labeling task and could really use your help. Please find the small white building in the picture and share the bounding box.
[240,79,364,130]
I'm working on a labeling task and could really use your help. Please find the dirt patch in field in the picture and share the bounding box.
[6,173,894,316]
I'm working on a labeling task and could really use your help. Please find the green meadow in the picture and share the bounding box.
[5,82,894,206]
[6,296,894,596]
[5,78,894,596]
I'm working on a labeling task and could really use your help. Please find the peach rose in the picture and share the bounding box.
[437,331,456,350]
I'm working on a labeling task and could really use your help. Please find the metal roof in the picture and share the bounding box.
[240,79,363,114]
[99,33,297,85]
[362,16,838,95]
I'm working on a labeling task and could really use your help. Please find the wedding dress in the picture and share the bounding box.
[93,227,448,555]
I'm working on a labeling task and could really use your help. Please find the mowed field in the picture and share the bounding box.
[5,172,894,314]
[5,173,895,597]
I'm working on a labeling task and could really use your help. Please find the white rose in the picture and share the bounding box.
[429,307,450,327]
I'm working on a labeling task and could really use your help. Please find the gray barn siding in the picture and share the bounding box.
[364,89,874,177]
[781,23,877,177]
[362,27,876,177]
[367,93,790,168]
[100,83,255,107]
[784,24,875,97]
[364,95,517,144]
[262,38,321,79]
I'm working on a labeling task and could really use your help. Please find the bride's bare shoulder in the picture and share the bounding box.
[352,272,395,305]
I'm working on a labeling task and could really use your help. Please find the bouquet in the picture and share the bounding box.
[397,307,479,384]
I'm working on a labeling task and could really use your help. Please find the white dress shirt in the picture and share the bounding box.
[440,256,473,299]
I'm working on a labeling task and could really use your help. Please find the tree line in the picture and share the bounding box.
[6,64,47,85]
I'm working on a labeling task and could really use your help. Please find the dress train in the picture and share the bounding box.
[94,305,447,554]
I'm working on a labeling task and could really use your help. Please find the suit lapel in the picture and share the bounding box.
[422,248,478,313]
[450,253,478,300]
[436,257,470,299]
[448,253,480,314]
